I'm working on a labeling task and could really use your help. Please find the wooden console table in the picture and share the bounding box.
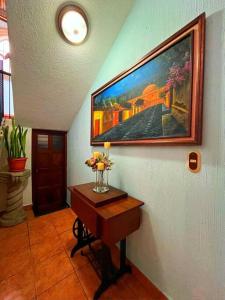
[68,182,144,300]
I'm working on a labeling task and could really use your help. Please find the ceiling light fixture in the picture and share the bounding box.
[57,4,88,45]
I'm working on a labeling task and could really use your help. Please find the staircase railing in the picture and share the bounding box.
[0,69,12,123]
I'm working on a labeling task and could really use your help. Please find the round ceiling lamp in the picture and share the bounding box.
[57,4,88,45]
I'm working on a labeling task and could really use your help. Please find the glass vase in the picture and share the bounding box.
[93,170,109,193]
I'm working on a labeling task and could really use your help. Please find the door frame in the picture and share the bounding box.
[32,128,67,214]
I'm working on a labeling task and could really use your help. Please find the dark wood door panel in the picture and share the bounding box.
[32,129,67,215]
[52,153,64,167]
[36,187,52,205]
[52,186,65,203]
[36,170,64,187]
[50,171,64,185]
[36,153,51,168]
[36,173,51,187]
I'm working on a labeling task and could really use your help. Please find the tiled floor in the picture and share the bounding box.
[0,208,163,300]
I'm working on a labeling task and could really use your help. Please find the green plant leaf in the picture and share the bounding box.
[2,121,27,159]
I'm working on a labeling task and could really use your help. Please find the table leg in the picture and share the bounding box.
[119,238,132,274]
[93,239,131,300]
[93,243,116,300]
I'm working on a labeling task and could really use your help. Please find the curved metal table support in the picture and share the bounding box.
[71,217,97,257]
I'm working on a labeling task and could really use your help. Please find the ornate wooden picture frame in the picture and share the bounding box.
[91,13,205,146]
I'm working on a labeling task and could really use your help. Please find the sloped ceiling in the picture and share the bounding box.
[7,0,134,130]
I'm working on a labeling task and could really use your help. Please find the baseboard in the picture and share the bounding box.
[23,204,33,210]
[66,201,71,207]
[130,260,168,300]
[113,245,168,300]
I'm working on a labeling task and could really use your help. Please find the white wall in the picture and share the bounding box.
[68,1,225,299]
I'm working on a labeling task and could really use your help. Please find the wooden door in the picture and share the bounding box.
[32,129,67,215]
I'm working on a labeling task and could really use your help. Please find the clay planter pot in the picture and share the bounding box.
[8,158,27,172]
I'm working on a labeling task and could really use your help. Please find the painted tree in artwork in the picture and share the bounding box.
[165,51,191,92]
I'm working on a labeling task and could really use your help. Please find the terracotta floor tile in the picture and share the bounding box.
[0,232,29,258]
[37,274,86,300]
[0,266,36,300]
[34,251,74,295]
[131,269,167,300]
[42,210,65,220]
[59,230,77,255]
[101,277,137,300]
[0,208,163,300]
[76,247,136,300]
[117,273,154,300]
[63,237,99,269]
[28,223,57,246]
[51,214,75,234]
[64,207,76,217]
[0,248,32,281]
[70,249,90,271]
[47,208,75,220]
[25,209,35,221]
[59,230,90,270]
[0,222,28,241]
[77,264,137,300]
[28,217,53,231]
[76,263,101,300]
[30,235,64,264]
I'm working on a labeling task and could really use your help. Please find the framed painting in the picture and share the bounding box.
[91,13,205,145]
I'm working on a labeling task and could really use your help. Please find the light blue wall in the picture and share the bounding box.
[68,1,225,299]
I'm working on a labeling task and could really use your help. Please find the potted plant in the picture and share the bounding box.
[2,119,28,172]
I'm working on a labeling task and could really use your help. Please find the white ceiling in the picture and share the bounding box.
[7,0,134,130]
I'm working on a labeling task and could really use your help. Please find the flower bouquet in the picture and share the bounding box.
[85,143,113,193]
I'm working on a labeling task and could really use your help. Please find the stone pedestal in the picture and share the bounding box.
[0,170,31,226]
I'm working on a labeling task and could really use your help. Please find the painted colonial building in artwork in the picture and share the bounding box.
[93,83,171,137]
